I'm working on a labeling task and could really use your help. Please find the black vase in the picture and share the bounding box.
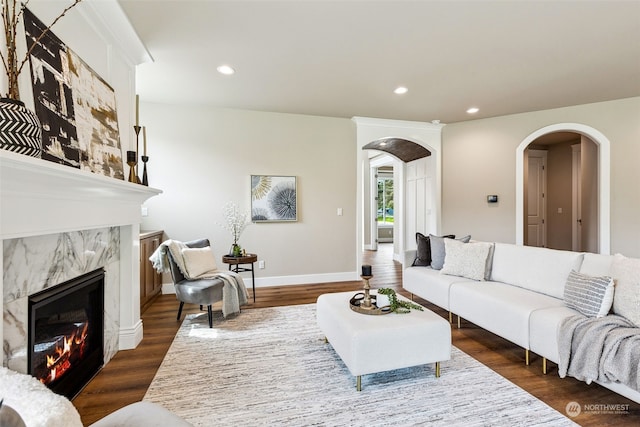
[0,98,43,158]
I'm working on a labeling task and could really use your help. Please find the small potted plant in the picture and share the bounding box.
[220,201,251,256]
[1,0,82,156]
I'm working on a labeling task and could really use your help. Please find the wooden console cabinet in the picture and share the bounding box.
[140,230,164,313]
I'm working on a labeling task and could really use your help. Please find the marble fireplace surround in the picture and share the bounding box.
[1,151,161,372]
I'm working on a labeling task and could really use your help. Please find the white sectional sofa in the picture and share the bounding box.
[403,240,640,404]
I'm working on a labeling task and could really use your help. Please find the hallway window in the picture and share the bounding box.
[377,175,394,224]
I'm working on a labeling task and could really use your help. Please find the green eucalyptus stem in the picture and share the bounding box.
[377,288,423,314]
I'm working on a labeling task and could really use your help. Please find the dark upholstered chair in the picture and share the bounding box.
[166,238,224,328]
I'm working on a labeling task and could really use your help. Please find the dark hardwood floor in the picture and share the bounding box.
[73,244,639,426]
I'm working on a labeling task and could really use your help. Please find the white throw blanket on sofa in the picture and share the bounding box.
[557,314,640,391]
[0,367,82,427]
[149,240,248,317]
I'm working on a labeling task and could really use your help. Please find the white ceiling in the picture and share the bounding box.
[119,0,640,124]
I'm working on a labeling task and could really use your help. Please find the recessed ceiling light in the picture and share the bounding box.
[217,65,235,75]
[466,107,479,114]
[394,86,408,95]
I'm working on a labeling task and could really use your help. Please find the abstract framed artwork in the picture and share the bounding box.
[23,8,125,179]
[251,175,297,222]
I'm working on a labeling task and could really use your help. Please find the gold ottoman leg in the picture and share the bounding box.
[435,361,441,378]
[356,375,362,391]
[525,349,530,366]
[543,358,547,374]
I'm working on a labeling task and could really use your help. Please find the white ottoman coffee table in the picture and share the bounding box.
[316,291,451,391]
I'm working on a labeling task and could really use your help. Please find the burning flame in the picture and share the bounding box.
[39,322,89,385]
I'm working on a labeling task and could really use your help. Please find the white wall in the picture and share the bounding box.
[139,103,357,286]
[442,97,640,257]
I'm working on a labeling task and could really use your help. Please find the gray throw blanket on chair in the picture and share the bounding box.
[149,240,248,317]
[557,314,640,391]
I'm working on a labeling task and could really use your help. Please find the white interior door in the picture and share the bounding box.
[405,158,429,248]
[526,150,547,247]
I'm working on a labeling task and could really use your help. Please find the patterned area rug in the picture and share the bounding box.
[144,304,577,426]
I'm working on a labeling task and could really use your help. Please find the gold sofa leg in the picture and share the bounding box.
[543,358,547,374]
[457,315,461,329]
[449,311,452,323]
[525,349,530,366]
[435,362,441,378]
[356,375,362,391]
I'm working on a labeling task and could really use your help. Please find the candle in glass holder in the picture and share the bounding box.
[362,264,372,276]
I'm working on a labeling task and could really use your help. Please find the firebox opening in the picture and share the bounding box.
[28,268,105,399]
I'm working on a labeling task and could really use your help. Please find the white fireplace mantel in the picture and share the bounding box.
[1,150,161,239]
[1,150,162,363]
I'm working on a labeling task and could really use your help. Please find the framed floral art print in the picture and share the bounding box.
[251,175,297,222]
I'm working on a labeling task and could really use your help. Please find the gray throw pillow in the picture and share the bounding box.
[412,233,454,266]
[429,234,471,270]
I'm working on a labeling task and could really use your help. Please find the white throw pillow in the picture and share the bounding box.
[563,270,614,317]
[441,239,493,281]
[611,253,640,326]
[181,247,218,278]
[430,234,471,270]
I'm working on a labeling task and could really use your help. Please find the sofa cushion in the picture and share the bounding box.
[181,246,218,278]
[403,266,475,310]
[490,243,584,299]
[441,240,494,281]
[430,234,471,270]
[579,253,614,276]
[563,270,614,317]
[611,253,640,327]
[450,281,566,349]
[529,305,582,363]
[413,233,454,266]
[89,402,193,427]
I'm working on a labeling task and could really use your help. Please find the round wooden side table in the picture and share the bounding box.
[222,253,257,302]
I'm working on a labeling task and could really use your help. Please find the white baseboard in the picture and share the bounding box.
[254,271,359,287]
[119,319,143,350]
[160,271,360,295]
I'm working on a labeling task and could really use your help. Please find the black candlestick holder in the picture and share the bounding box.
[141,155,149,186]
[133,125,142,183]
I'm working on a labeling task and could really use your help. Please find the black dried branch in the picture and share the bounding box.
[1,0,82,99]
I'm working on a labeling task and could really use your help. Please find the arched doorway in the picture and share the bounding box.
[363,138,432,252]
[516,123,611,254]
[352,117,444,274]
[524,132,599,251]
